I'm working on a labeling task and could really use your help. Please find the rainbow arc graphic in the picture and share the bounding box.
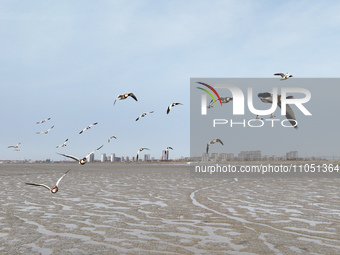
[196,82,222,106]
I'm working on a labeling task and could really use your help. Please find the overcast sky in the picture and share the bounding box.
[1,1,340,161]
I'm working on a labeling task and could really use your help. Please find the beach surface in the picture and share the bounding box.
[1,163,339,254]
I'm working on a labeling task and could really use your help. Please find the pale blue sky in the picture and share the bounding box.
[1,1,340,160]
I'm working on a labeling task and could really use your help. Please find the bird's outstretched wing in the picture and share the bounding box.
[274,73,284,77]
[57,153,80,162]
[25,183,51,190]
[86,145,104,158]
[56,169,70,186]
[128,93,138,101]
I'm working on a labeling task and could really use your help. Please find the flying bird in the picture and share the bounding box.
[136,111,154,121]
[25,169,70,194]
[36,117,51,124]
[164,146,173,159]
[255,115,264,120]
[36,125,54,134]
[274,72,293,80]
[206,139,224,154]
[8,142,21,149]
[207,97,233,108]
[136,147,150,161]
[56,139,69,148]
[258,92,298,129]
[167,103,183,114]
[57,145,104,165]
[79,122,98,134]
[108,136,117,142]
[114,93,138,105]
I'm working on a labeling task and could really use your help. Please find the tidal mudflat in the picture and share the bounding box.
[0,163,339,254]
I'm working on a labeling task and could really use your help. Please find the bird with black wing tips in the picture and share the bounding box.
[136,147,150,161]
[36,125,54,134]
[108,136,117,142]
[8,142,21,150]
[274,72,293,80]
[167,103,183,114]
[25,169,70,194]
[56,138,68,148]
[206,139,224,154]
[57,145,104,165]
[79,122,98,134]
[114,92,138,105]
[36,117,51,124]
[136,111,154,121]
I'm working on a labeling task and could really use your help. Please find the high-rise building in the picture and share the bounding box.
[101,153,106,162]
[111,153,115,162]
[87,153,94,162]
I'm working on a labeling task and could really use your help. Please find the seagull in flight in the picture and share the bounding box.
[136,147,150,161]
[57,145,104,165]
[79,122,98,134]
[25,169,70,194]
[167,103,183,114]
[8,142,21,149]
[36,117,51,124]
[164,146,173,159]
[274,72,293,80]
[136,111,154,121]
[114,93,138,105]
[255,115,264,120]
[108,136,117,142]
[36,125,54,134]
[56,139,69,148]
[258,92,298,129]
[206,139,224,154]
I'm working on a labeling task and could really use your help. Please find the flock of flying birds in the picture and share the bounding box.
[6,92,184,194]
[205,72,296,153]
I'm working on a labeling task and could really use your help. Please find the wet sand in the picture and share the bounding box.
[0,163,339,254]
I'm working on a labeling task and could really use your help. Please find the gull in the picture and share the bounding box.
[114,93,138,105]
[255,115,264,120]
[164,146,173,159]
[79,122,98,134]
[56,139,69,148]
[136,111,154,121]
[207,97,233,108]
[258,92,298,129]
[57,145,104,165]
[108,136,117,142]
[167,103,183,114]
[8,142,21,149]
[36,117,51,124]
[206,139,224,154]
[136,147,150,161]
[36,125,54,134]
[25,169,70,194]
[274,72,293,80]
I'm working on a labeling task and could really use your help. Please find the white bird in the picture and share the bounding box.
[25,169,70,194]
[274,72,293,80]
[114,93,138,105]
[164,146,173,159]
[167,102,183,114]
[79,122,98,134]
[207,97,233,108]
[136,111,154,121]
[206,139,224,154]
[57,145,104,165]
[108,136,117,142]
[136,147,150,161]
[8,142,21,149]
[36,117,51,124]
[56,139,69,148]
[258,92,298,129]
[36,125,54,134]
